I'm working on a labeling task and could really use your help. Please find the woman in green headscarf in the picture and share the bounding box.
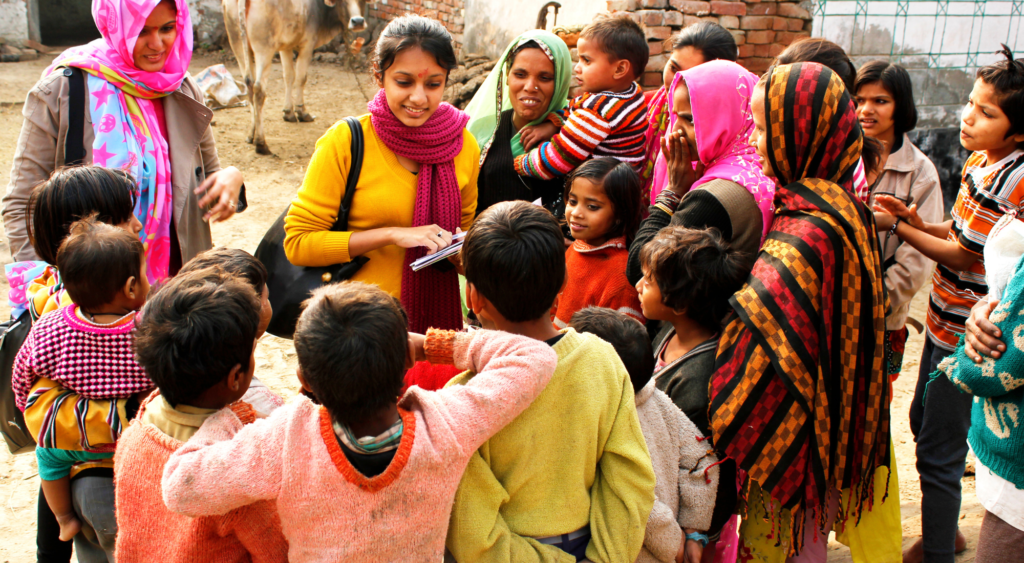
[465,30,572,215]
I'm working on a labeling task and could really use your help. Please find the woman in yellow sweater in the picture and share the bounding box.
[284,16,479,332]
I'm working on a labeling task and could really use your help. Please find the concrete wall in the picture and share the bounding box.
[189,0,227,48]
[0,0,28,45]
[462,0,606,58]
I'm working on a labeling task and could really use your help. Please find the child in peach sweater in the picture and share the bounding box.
[161,281,558,562]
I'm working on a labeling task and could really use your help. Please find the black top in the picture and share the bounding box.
[338,438,397,478]
[477,110,566,216]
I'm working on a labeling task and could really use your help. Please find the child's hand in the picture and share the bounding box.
[519,122,559,151]
[873,211,897,232]
[408,332,427,363]
[873,195,925,230]
[661,128,705,197]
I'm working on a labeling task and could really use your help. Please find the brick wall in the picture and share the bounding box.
[607,0,812,88]
[365,0,466,57]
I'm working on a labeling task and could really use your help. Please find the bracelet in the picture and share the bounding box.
[685,532,709,547]
[654,189,683,213]
[889,217,901,236]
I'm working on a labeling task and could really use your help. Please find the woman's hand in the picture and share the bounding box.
[965,297,1006,362]
[448,228,465,275]
[661,128,704,197]
[874,212,897,232]
[873,195,925,230]
[519,122,559,151]
[408,332,427,363]
[197,166,244,223]
[391,224,453,254]
[682,539,704,563]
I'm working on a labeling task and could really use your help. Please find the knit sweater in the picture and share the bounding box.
[554,237,645,328]
[283,114,480,298]
[162,329,558,563]
[114,400,289,563]
[939,253,1024,489]
[651,325,720,437]
[477,109,566,214]
[12,305,152,412]
[514,83,648,179]
[445,328,656,563]
[634,380,719,563]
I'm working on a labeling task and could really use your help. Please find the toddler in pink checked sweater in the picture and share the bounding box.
[162,281,559,562]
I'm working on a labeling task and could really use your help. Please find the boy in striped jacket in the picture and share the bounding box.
[514,13,649,179]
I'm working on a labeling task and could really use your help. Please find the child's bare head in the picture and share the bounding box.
[576,13,648,92]
[181,248,271,337]
[570,307,653,392]
[56,215,147,312]
[294,282,409,426]
[970,45,1024,153]
[134,267,261,408]
[638,226,748,331]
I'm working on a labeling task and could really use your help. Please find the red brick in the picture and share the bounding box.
[773,16,792,30]
[663,11,684,25]
[642,71,664,87]
[778,2,812,19]
[710,1,746,16]
[746,1,775,15]
[739,15,772,29]
[774,30,810,44]
[639,0,668,7]
[669,0,711,15]
[607,0,638,10]
[648,40,664,55]
[745,30,775,43]
[719,14,740,28]
[737,44,756,57]
[753,42,786,57]
[785,17,805,31]
[729,29,746,44]
[646,53,669,72]
[636,10,665,25]
[645,26,673,40]
[683,15,704,26]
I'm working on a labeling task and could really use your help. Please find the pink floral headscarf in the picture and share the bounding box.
[650,60,777,241]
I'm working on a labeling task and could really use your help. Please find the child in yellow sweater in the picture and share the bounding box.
[446,201,656,563]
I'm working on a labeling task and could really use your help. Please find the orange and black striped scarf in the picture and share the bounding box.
[709,62,890,553]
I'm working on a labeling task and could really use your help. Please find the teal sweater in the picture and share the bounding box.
[937,253,1024,489]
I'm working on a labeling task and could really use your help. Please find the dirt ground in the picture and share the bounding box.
[0,53,984,562]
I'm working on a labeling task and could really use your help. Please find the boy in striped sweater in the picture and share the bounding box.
[514,13,649,179]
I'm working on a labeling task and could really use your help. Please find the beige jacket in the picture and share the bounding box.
[867,134,944,331]
[634,380,719,563]
[4,70,225,263]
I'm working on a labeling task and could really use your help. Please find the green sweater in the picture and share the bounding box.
[937,254,1024,489]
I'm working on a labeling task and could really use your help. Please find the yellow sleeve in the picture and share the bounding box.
[24,378,130,451]
[447,448,576,563]
[283,119,356,267]
[585,374,657,563]
[460,131,480,232]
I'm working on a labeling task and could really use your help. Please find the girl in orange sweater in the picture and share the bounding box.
[554,157,644,328]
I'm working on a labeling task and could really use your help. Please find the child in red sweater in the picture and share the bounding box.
[554,157,645,328]
[114,267,288,562]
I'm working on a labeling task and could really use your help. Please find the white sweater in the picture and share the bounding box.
[634,380,720,563]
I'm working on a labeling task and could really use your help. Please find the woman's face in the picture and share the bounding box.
[855,81,897,144]
[662,46,705,90]
[749,86,774,177]
[670,81,699,161]
[507,47,556,127]
[132,0,177,72]
[379,46,447,127]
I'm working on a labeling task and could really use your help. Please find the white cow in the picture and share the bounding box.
[223,0,366,154]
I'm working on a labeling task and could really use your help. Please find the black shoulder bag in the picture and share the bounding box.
[255,116,369,339]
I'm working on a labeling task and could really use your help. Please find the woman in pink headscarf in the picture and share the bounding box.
[5,0,245,285]
[627,60,776,287]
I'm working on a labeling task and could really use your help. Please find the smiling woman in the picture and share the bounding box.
[284,15,480,333]
[464,30,572,216]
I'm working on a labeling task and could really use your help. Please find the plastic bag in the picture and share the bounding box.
[194,64,248,109]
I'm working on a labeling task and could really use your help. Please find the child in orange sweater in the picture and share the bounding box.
[554,157,645,328]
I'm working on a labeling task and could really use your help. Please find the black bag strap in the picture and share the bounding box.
[63,67,87,166]
[331,116,364,232]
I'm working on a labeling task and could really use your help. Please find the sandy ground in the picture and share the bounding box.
[0,53,984,562]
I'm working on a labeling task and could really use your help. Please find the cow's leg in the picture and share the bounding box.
[250,45,276,155]
[293,42,316,122]
[281,50,298,122]
[244,42,257,144]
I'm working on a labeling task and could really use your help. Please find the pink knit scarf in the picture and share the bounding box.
[368,89,469,333]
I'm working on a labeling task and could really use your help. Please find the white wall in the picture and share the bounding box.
[0,0,28,45]
[462,0,606,58]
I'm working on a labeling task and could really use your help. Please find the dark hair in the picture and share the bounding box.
[371,15,458,83]
[56,216,144,311]
[774,41,883,175]
[28,166,138,265]
[570,307,654,392]
[134,267,260,407]
[564,157,643,245]
[294,282,408,426]
[855,60,918,137]
[180,247,267,295]
[639,226,747,331]
[977,44,1024,147]
[463,201,566,323]
[580,13,649,81]
[668,21,737,62]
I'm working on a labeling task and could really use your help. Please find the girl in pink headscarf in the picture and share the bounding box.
[6,0,245,285]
